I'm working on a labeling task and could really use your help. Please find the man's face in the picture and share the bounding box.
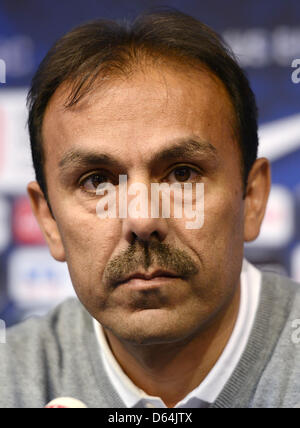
[38,66,249,344]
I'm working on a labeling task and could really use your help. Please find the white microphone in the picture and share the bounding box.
[45,397,88,408]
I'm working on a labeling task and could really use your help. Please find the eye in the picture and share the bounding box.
[79,172,112,194]
[167,166,202,183]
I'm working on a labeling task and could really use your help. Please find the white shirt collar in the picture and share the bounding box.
[93,259,261,408]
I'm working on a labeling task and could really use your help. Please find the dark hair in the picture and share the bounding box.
[27,8,258,200]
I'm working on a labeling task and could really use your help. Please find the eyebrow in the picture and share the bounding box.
[149,138,218,167]
[58,138,218,175]
[59,151,122,171]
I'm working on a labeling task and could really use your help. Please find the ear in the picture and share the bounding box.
[244,158,271,242]
[27,181,66,262]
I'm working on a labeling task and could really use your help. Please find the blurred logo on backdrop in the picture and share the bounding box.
[0,35,34,81]
[0,90,34,194]
[13,197,45,245]
[251,186,295,248]
[8,247,75,313]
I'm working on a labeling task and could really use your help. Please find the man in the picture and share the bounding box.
[1,9,300,408]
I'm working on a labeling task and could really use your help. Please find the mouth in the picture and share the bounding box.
[114,270,182,290]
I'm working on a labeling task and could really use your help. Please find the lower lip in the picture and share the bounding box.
[119,276,181,290]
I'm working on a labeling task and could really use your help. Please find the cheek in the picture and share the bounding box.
[210,188,243,228]
[205,188,245,256]
[173,186,245,269]
[56,209,121,296]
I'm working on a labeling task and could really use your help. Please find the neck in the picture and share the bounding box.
[104,283,241,408]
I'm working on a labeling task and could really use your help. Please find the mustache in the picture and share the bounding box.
[103,240,199,287]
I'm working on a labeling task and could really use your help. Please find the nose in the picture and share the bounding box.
[122,215,169,244]
[121,178,169,244]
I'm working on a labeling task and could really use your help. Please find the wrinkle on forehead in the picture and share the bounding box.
[42,63,240,173]
[45,61,236,123]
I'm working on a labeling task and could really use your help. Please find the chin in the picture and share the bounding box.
[105,308,199,346]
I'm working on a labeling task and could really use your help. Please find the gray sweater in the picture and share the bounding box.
[1,271,300,408]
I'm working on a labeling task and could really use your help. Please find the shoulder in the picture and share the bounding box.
[260,269,300,294]
[0,298,90,408]
[254,271,300,407]
[260,270,300,327]
[6,298,86,348]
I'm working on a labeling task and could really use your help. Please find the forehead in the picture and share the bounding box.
[42,65,238,167]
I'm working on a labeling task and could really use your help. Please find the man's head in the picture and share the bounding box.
[27,9,270,345]
[27,9,259,200]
